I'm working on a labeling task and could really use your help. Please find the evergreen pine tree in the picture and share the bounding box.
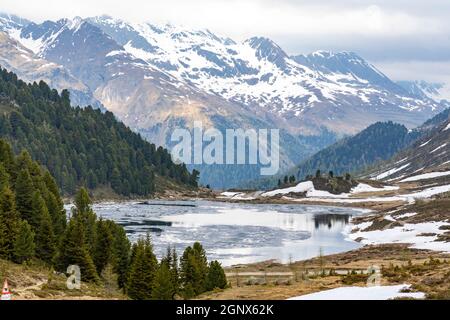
[93,219,113,275]
[109,222,130,290]
[13,220,35,264]
[0,187,20,259]
[206,261,227,291]
[170,247,179,295]
[72,188,97,253]
[30,191,46,231]
[0,140,15,176]
[35,204,56,265]
[127,236,158,300]
[180,242,209,297]
[191,242,208,294]
[151,262,175,300]
[0,164,9,190]
[14,169,34,223]
[57,218,98,283]
[42,171,66,239]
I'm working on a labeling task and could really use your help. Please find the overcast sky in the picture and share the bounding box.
[2,0,450,83]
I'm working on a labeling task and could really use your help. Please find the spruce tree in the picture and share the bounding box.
[35,204,56,265]
[0,140,15,175]
[152,262,175,300]
[0,187,20,259]
[72,188,97,253]
[206,261,227,291]
[0,164,9,190]
[57,218,98,283]
[30,191,46,231]
[180,242,209,297]
[170,247,179,295]
[13,220,35,264]
[14,169,34,223]
[109,222,130,289]
[45,192,66,241]
[192,242,208,294]
[43,171,66,239]
[93,219,113,275]
[127,236,158,300]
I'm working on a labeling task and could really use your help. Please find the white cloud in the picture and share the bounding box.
[1,0,445,40]
[376,60,450,83]
[2,0,450,84]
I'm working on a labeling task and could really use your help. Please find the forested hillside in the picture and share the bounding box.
[0,67,198,196]
[0,138,226,299]
[296,122,420,180]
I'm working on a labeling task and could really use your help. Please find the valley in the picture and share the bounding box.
[0,6,449,302]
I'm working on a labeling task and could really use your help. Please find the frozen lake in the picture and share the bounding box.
[67,200,367,266]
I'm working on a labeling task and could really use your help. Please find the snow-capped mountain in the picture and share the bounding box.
[0,14,102,108]
[0,30,101,108]
[0,13,447,188]
[88,16,444,134]
[397,80,450,105]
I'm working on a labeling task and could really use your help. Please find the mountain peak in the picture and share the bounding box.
[244,36,288,67]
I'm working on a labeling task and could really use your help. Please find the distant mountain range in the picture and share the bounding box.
[0,12,448,188]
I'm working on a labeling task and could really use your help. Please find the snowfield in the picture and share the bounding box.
[400,171,450,182]
[223,182,450,204]
[375,163,410,180]
[288,284,425,300]
[351,183,399,193]
[261,181,315,197]
[261,182,398,198]
[347,221,450,252]
[294,183,450,204]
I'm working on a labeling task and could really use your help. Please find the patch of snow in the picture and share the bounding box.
[419,139,431,148]
[261,181,314,197]
[384,215,396,222]
[297,183,450,204]
[351,183,399,194]
[9,28,44,54]
[395,157,408,164]
[106,50,126,57]
[353,221,373,231]
[220,192,241,197]
[395,212,418,219]
[348,221,450,252]
[375,163,410,180]
[431,143,447,154]
[444,123,450,131]
[288,284,425,300]
[400,171,450,182]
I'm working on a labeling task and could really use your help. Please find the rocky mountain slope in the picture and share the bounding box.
[0,31,100,108]
[1,13,447,188]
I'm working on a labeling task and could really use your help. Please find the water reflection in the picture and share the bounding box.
[314,214,351,229]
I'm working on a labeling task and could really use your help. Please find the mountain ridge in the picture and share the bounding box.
[1,12,448,188]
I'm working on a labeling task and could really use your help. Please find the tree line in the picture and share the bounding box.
[0,67,199,196]
[0,138,226,299]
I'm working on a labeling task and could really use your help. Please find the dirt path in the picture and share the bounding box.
[12,279,47,300]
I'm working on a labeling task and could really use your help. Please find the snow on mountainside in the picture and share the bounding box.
[88,15,445,135]
[368,117,450,183]
[397,80,450,104]
[0,14,102,108]
[1,13,448,188]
